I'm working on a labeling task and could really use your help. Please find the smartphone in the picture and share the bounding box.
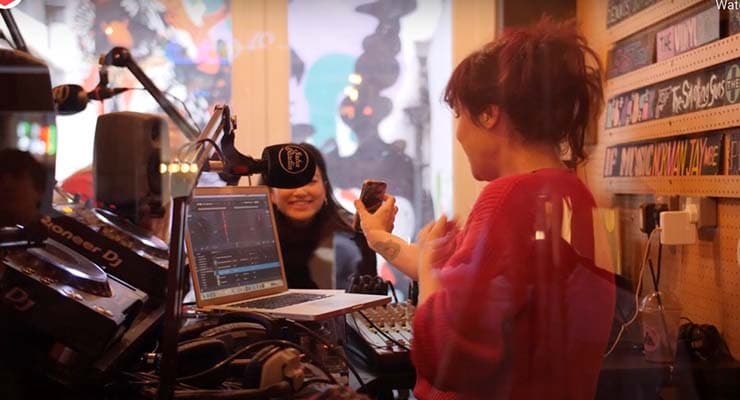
[353,179,388,231]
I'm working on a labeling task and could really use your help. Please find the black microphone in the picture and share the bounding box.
[52,84,130,115]
[220,132,316,189]
[259,143,316,188]
[52,84,87,114]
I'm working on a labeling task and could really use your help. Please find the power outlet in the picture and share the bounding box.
[660,211,697,245]
[639,203,668,235]
[659,197,717,245]
[683,197,717,229]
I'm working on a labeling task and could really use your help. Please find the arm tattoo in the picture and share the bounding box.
[372,239,401,261]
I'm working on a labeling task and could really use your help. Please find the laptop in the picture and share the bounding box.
[185,185,390,320]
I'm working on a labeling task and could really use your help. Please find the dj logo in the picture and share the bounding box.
[278,145,309,174]
[0,0,23,9]
[3,287,35,312]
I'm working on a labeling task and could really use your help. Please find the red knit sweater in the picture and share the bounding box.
[411,169,615,400]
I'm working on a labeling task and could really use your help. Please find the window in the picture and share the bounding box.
[288,0,453,294]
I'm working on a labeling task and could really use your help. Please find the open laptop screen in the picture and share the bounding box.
[186,186,287,304]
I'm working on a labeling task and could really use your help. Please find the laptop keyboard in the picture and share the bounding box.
[233,292,331,310]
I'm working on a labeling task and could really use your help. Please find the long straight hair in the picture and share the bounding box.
[300,143,355,235]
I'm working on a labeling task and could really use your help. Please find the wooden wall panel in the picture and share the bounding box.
[578,0,740,356]
[603,103,740,145]
[231,0,290,158]
[615,198,740,354]
[451,0,497,219]
[603,176,740,198]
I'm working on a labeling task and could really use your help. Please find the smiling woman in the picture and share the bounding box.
[271,168,327,225]
[267,143,377,289]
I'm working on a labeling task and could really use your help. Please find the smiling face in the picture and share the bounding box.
[271,168,327,225]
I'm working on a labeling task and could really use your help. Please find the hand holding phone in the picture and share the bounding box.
[353,179,388,231]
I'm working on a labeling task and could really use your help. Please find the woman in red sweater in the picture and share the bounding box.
[355,18,616,400]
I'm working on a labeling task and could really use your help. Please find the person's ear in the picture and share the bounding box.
[479,106,500,129]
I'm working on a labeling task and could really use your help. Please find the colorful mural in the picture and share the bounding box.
[76,0,232,126]
[13,0,232,179]
[288,0,450,297]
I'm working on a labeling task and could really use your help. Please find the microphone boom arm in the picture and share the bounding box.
[99,47,199,141]
[0,10,28,53]
[156,104,230,400]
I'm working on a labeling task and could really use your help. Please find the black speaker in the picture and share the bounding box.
[0,49,57,217]
[0,49,55,113]
[93,112,169,224]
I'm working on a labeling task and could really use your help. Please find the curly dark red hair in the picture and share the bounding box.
[444,17,603,164]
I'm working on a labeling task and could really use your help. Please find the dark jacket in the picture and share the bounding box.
[274,207,376,289]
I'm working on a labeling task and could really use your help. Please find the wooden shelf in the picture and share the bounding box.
[583,0,740,360]
[602,103,740,144]
[606,35,740,97]
[606,0,705,43]
[604,176,740,197]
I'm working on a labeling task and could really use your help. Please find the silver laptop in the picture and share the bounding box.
[185,185,389,320]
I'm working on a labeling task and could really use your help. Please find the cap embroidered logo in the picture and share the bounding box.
[277,145,309,175]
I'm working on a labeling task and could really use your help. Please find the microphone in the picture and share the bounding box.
[52,84,130,115]
[259,143,316,188]
[220,132,316,189]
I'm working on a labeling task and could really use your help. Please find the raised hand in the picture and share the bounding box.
[354,194,398,234]
[419,214,459,271]
[418,214,459,304]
